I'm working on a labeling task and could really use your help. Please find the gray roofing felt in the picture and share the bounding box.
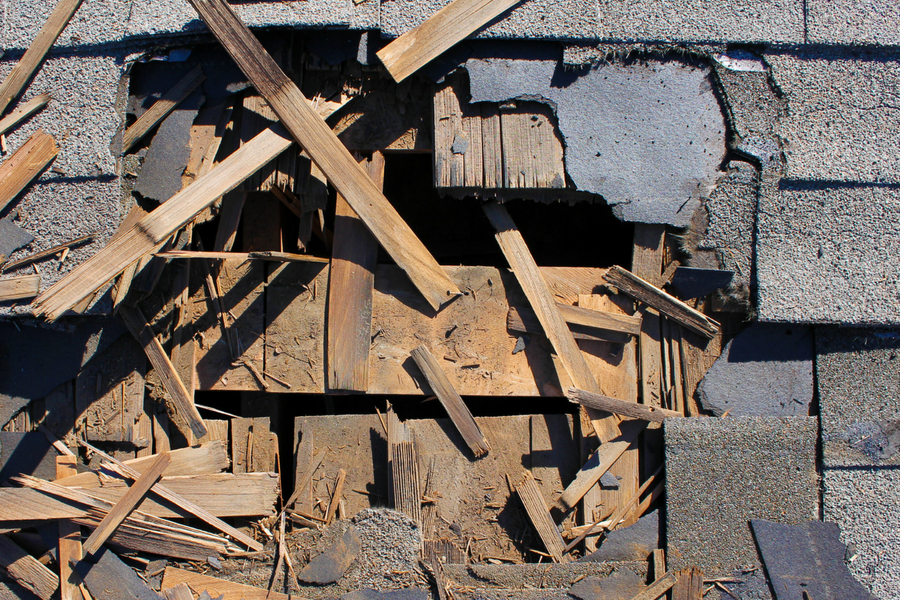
[665,416,819,577]
[464,56,727,226]
[756,181,900,325]
[767,50,900,184]
[807,0,900,46]
[823,467,900,599]
[816,327,900,468]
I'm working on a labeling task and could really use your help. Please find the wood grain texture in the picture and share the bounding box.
[387,409,421,524]
[0,534,58,600]
[500,102,565,189]
[56,456,83,600]
[82,451,170,556]
[0,93,49,136]
[604,266,719,338]
[0,0,83,115]
[120,305,207,440]
[651,548,666,581]
[0,274,40,301]
[671,567,703,600]
[628,571,677,600]
[157,250,328,263]
[567,388,681,422]
[632,224,666,287]
[376,0,523,82]
[122,65,205,153]
[0,129,58,213]
[187,0,459,310]
[327,152,381,392]
[508,302,641,340]
[410,344,490,458]
[554,419,646,512]
[163,567,288,600]
[34,127,293,321]
[515,470,567,563]
[433,74,484,188]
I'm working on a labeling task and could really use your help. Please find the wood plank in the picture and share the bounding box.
[198,419,229,445]
[0,487,86,522]
[554,419,645,512]
[410,344,490,458]
[231,417,277,474]
[157,250,328,263]
[0,534,58,600]
[671,567,703,600]
[508,306,630,343]
[81,451,170,556]
[515,470,567,563]
[0,129,58,214]
[567,388,682,422]
[56,456,82,600]
[162,566,289,600]
[387,409,421,525]
[481,103,503,188]
[33,127,294,321]
[213,190,246,252]
[627,572,677,600]
[632,224,666,287]
[668,320,686,414]
[186,0,460,311]
[327,152,381,392]
[120,305,207,440]
[1,233,95,273]
[500,102,565,189]
[376,0,523,83]
[0,274,40,301]
[651,548,666,581]
[603,266,719,339]
[0,0,82,115]
[122,65,205,153]
[0,93,50,137]
[508,302,641,340]
[324,468,347,525]
[680,325,722,417]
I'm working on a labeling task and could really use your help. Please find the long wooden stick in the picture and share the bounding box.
[376,0,523,83]
[0,0,83,115]
[515,470,568,563]
[122,65,206,153]
[82,452,170,556]
[186,0,460,311]
[0,129,58,213]
[56,456,83,600]
[1,233,94,272]
[567,388,682,422]
[0,274,40,301]
[0,93,50,136]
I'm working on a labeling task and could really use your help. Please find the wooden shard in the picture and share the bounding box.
[186,0,460,310]
[671,567,704,600]
[376,0,523,83]
[410,344,490,458]
[0,534,59,600]
[515,470,568,563]
[2,233,94,272]
[387,409,422,525]
[122,65,206,153]
[567,388,682,422]
[0,274,40,301]
[0,129,58,213]
[628,571,677,600]
[0,93,50,137]
[56,456,83,600]
[163,566,289,600]
[603,265,720,339]
[0,0,82,115]
[156,250,328,263]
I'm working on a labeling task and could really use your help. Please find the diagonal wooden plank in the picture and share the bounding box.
[56,456,83,600]
[186,0,460,311]
[0,129,58,213]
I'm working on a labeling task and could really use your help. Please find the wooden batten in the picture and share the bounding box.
[515,470,568,563]
[567,388,682,422]
[0,93,50,137]
[0,129,58,214]
[0,274,40,301]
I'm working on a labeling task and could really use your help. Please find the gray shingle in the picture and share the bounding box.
[767,50,900,184]
[595,0,803,44]
[2,0,131,50]
[807,0,900,46]
[816,327,900,468]
[756,181,900,325]
[700,161,758,285]
[665,416,819,577]
[823,467,900,599]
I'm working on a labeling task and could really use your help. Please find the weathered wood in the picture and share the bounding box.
[82,452,170,556]
[376,0,523,83]
[122,65,205,153]
[163,566,289,600]
[327,152,381,392]
[324,468,346,525]
[605,465,662,533]
[481,103,503,188]
[0,93,50,137]
[387,409,422,525]
[638,307,663,408]
[0,534,58,600]
[632,224,666,287]
[567,388,682,422]
[508,302,641,340]
[554,419,646,512]
[667,320,686,414]
[627,571,677,600]
[78,543,160,600]
[158,250,328,263]
[500,102,565,189]
[120,305,207,440]
[0,129,58,213]
[56,456,83,600]
[433,74,484,188]
[0,274,40,301]
[1,233,95,273]
[410,344,490,458]
[0,487,86,522]
[33,127,295,321]
[508,306,629,343]
[188,0,460,310]
[0,0,82,115]
[651,548,666,581]
[162,583,194,600]
[198,419,229,445]
[515,470,568,563]
[680,325,722,417]
[603,266,720,339]
[671,567,703,600]
[231,417,277,474]
[213,190,246,252]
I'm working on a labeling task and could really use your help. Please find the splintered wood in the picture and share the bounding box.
[387,409,422,525]
[0,129,58,213]
[515,470,568,563]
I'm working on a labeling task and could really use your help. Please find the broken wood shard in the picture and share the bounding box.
[155,250,328,263]
[0,93,50,137]
[2,233,95,272]
[123,65,206,153]
[603,265,720,339]
[628,571,677,600]
[34,126,293,321]
[0,129,58,214]
[163,566,288,600]
[377,0,524,83]
[56,455,83,600]
[0,274,40,301]
[0,534,59,600]
[187,0,460,310]
[410,344,490,458]
[567,388,682,422]
[507,301,642,341]
[515,470,568,563]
